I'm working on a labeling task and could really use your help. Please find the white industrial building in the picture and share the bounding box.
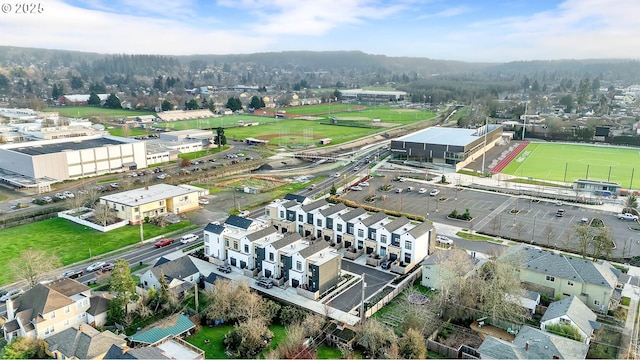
[0,134,146,190]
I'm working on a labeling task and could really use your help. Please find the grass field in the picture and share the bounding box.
[43,106,156,119]
[275,103,356,115]
[0,217,191,285]
[186,324,286,359]
[501,143,640,188]
[330,105,433,125]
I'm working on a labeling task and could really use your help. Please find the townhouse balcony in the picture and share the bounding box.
[344,247,364,260]
[366,253,384,267]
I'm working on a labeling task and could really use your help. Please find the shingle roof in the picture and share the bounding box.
[384,216,410,233]
[284,193,307,203]
[502,245,618,288]
[45,326,125,359]
[301,199,328,213]
[224,215,253,229]
[87,295,111,316]
[246,226,278,241]
[48,278,90,297]
[298,240,330,259]
[153,257,171,267]
[360,211,387,227]
[128,314,195,345]
[340,207,367,222]
[272,232,302,250]
[150,256,199,283]
[478,325,589,359]
[408,221,433,238]
[541,296,597,338]
[319,203,347,217]
[12,278,88,327]
[282,200,299,209]
[204,222,225,234]
[104,344,170,359]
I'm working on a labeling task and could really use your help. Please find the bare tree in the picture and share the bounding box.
[477,261,529,323]
[10,248,62,287]
[591,226,614,260]
[514,221,527,240]
[120,123,130,138]
[93,203,115,226]
[573,224,593,258]
[399,328,427,359]
[543,222,554,247]
[66,192,87,210]
[355,319,397,359]
[432,249,476,320]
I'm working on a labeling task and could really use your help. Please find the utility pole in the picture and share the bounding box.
[139,218,144,243]
[360,273,366,323]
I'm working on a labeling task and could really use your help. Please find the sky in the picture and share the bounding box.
[1,0,639,62]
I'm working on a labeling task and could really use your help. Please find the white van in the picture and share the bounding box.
[180,233,199,244]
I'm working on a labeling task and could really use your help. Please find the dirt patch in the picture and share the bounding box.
[374,122,398,127]
[440,326,484,349]
[470,321,515,342]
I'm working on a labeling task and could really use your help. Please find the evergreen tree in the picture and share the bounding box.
[103,93,122,109]
[87,91,101,106]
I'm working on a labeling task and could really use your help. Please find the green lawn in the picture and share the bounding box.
[107,127,148,137]
[329,105,434,125]
[0,217,191,285]
[274,103,356,115]
[43,106,156,119]
[156,115,280,131]
[185,324,286,359]
[317,345,343,359]
[501,142,640,188]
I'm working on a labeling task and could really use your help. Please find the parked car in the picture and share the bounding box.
[395,188,403,193]
[154,237,175,248]
[406,186,414,192]
[198,198,209,205]
[156,173,167,180]
[110,183,119,188]
[436,235,454,245]
[351,186,363,191]
[62,269,85,279]
[618,213,639,221]
[256,278,273,289]
[418,188,427,194]
[0,289,23,302]
[42,196,53,203]
[218,264,232,273]
[54,193,66,200]
[429,189,440,197]
[86,261,106,272]
[398,177,406,182]
[180,233,199,244]
[555,209,565,217]
[360,181,369,187]
[381,259,394,270]
[100,263,115,272]
[62,191,75,198]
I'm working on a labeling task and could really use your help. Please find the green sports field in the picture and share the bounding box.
[43,106,156,119]
[501,143,640,188]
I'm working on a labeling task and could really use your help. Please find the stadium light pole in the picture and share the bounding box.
[522,100,528,140]
[481,116,489,174]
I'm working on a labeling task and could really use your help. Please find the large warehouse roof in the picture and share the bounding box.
[396,125,500,147]
[8,137,131,156]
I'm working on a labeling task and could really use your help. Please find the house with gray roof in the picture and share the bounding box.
[500,244,620,312]
[141,256,200,293]
[104,344,169,359]
[45,324,126,360]
[541,296,599,344]
[203,213,267,262]
[477,325,589,359]
[2,278,92,341]
[87,294,111,327]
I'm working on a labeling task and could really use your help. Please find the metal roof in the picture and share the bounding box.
[396,125,500,147]
[128,314,195,345]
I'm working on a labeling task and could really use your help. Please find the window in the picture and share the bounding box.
[594,299,600,306]
[225,239,229,247]
[63,319,70,327]
[567,281,574,286]
[280,211,284,218]
[266,209,270,216]
[78,313,86,319]
[337,224,343,232]
[317,219,322,227]
[134,207,139,212]
[546,275,555,282]
[64,306,70,314]
[233,241,238,250]
[357,229,364,238]
[381,235,387,244]
[269,253,274,261]
[50,311,56,319]
[298,214,303,222]
[44,326,55,335]
[244,244,249,253]
[405,241,412,250]
[296,261,302,271]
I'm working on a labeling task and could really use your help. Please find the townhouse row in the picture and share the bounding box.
[203,195,436,295]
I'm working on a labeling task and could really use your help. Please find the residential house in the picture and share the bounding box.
[203,215,266,262]
[2,278,91,341]
[301,243,341,294]
[87,294,111,327]
[258,232,302,279]
[141,256,200,294]
[104,344,169,359]
[500,244,620,312]
[226,226,279,270]
[477,325,589,359]
[99,184,200,225]
[44,324,126,360]
[540,296,599,344]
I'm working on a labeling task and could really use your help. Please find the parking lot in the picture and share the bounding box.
[326,260,397,313]
[341,176,640,258]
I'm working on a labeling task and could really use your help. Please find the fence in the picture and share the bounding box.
[364,266,422,318]
[426,339,459,359]
[58,208,129,232]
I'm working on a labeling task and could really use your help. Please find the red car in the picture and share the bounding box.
[154,238,175,248]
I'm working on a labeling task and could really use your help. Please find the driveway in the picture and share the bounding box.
[326,259,396,312]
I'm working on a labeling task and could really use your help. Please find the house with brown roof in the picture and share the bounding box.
[2,278,92,341]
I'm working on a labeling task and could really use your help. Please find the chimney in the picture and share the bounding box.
[79,324,83,332]
[121,346,130,355]
[525,341,530,351]
[6,299,14,321]
[146,186,149,190]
